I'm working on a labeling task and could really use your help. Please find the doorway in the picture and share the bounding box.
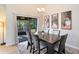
[16,16,37,43]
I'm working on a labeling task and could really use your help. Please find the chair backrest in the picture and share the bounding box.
[53,30,60,35]
[26,25,32,45]
[32,35,39,50]
[58,34,68,53]
[53,30,60,40]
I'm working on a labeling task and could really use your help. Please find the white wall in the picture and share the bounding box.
[1,4,79,49]
[5,4,46,45]
[45,4,79,48]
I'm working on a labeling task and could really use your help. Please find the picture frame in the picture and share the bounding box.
[61,11,72,30]
[51,13,58,29]
[44,15,50,28]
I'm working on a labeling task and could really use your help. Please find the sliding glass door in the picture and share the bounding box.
[16,16,37,43]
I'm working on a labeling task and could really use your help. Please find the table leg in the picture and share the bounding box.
[47,43,54,54]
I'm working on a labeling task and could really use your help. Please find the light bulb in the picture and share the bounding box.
[37,8,45,12]
[37,8,41,12]
[41,8,45,12]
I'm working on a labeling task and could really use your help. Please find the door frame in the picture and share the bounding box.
[14,13,38,44]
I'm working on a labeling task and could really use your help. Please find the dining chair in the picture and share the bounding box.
[54,34,68,54]
[32,34,48,54]
[53,29,60,36]
[26,26,33,53]
[49,29,60,39]
[26,25,47,54]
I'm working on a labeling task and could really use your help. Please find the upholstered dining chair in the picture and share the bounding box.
[32,34,48,54]
[26,25,47,54]
[53,29,60,36]
[17,25,33,54]
[54,34,68,54]
[26,25,33,53]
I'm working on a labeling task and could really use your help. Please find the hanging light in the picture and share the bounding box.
[37,8,45,12]
[37,8,41,12]
[41,8,45,12]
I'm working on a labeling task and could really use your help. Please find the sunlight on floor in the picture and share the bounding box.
[0,45,19,54]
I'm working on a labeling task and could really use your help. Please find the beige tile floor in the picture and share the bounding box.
[0,44,78,54]
[0,45,46,54]
[0,45,19,54]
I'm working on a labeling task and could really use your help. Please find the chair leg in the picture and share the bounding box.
[27,45,29,49]
[38,49,40,54]
[37,44,40,54]
[63,49,65,54]
[58,49,65,54]
[27,42,30,49]
[47,46,48,54]
[33,46,35,54]
[30,44,32,53]
[38,42,40,54]
[58,50,62,54]
[38,38,40,54]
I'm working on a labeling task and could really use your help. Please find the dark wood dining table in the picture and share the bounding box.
[34,32,60,54]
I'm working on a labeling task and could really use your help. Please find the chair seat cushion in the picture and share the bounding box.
[40,41,47,49]
[34,41,47,50]
[54,42,60,51]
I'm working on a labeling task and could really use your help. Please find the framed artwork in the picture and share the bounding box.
[61,11,72,30]
[51,13,58,29]
[44,15,50,28]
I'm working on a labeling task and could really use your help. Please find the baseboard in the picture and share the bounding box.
[5,43,16,46]
[65,44,79,54]
[66,44,79,49]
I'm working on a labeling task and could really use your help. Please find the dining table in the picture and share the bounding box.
[34,32,61,54]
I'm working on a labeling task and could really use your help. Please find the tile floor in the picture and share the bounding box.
[0,45,79,54]
[0,45,18,54]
